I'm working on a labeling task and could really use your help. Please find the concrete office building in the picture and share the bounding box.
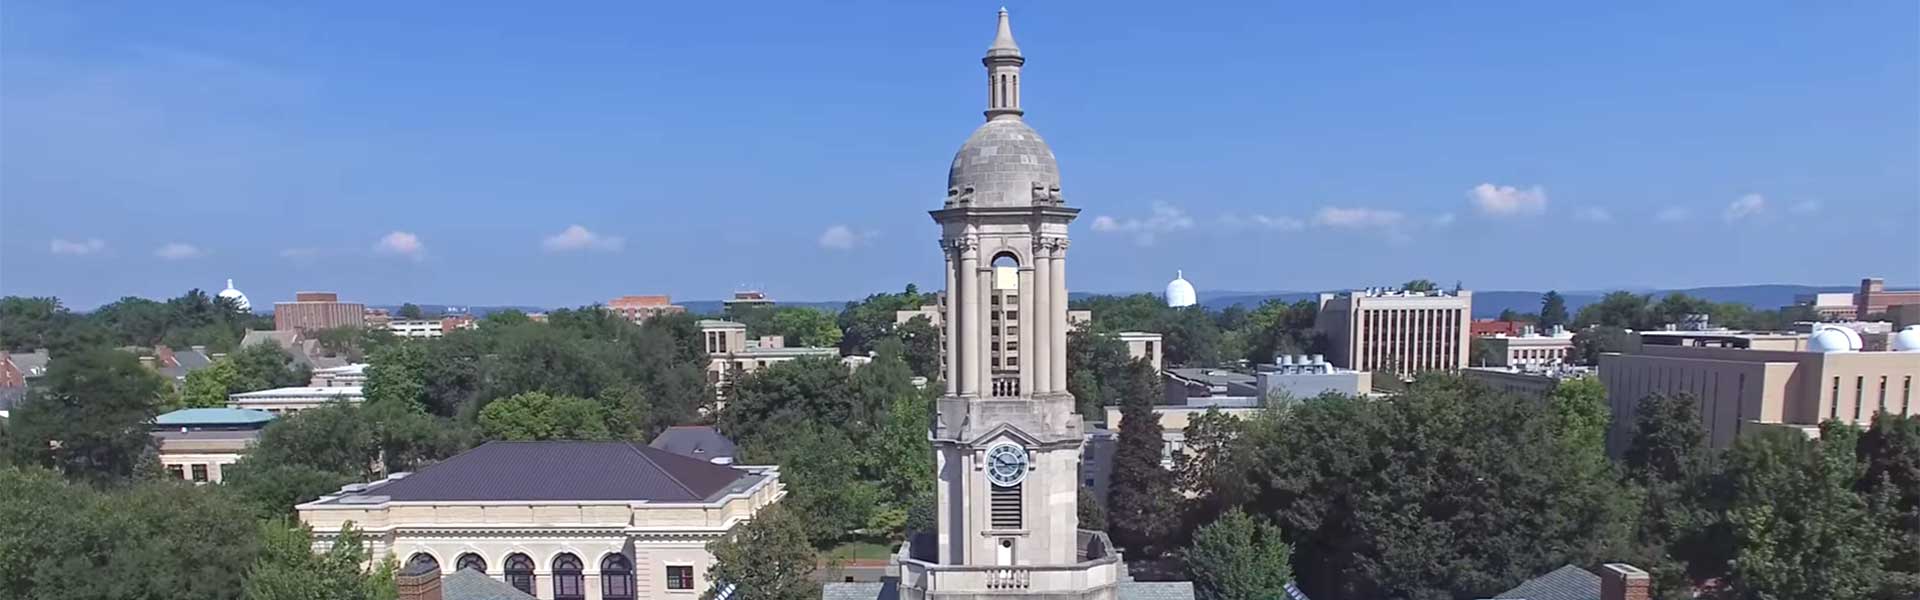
[275,291,367,332]
[1464,365,1595,402]
[1791,292,1859,321]
[1599,325,1920,454]
[153,407,275,484]
[387,315,478,339]
[1257,354,1372,401]
[1317,288,1473,377]
[300,441,784,600]
[828,10,1192,599]
[696,319,840,392]
[228,385,364,414]
[721,290,774,311]
[1479,327,1576,368]
[607,295,686,324]
[1116,331,1163,372]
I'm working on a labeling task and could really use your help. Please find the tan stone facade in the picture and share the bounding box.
[1317,290,1473,377]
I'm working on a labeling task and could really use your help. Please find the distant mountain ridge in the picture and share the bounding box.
[1188,284,1863,319]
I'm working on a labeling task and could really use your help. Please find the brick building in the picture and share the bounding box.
[274,292,367,332]
[607,295,686,324]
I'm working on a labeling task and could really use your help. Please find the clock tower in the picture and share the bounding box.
[928,4,1091,581]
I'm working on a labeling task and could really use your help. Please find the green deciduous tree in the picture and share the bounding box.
[1184,508,1294,600]
[243,521,396,600]
[1107,360,1181,558]
[1175,408,1256,525]
[1066,329,1131,419]
[895,314,942,380]
[1572,325,1635,366]
[1722,426,1900,600]
[769,307,843,349]
[703,506,816,600]
[1545,377,1610,457]
[397,303,423,319]
[837,285,934,356]
[1401,279,1438,293]
[478,391,612,441]
[7,348,166,484]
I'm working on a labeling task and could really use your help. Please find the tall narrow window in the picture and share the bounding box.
[1878,376,1888,415]
[1904,376,1913,415]
[1831,377,1841,420]
[504,554,535,595]
[601,554,635,600]
[552,553,584,600]
[1855,376,1866,421]
[990,483,1022,529]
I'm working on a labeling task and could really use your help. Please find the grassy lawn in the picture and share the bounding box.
[822,540,896,563]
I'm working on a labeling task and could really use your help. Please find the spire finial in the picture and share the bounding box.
[1176,270,1183,279]
[990,8,1019,54]
[982,9,1026,120]
[226,278,234,289]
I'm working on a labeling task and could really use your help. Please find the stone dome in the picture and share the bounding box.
[1808,325,1859,353]
[946,118,1062,208]
[218,278,251,312]
[1166,271,1197,308]
[1893,325,1920,352]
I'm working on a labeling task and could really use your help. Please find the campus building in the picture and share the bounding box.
[607,295,686,324]
[696,319,840,393]
[274,291,368,332]
[828,10,1192,599]
[300,441,784,600]
[1316,288,1473,378]
[1599,326,1920,454]
[228,385,364,414]
[152,407,276,484]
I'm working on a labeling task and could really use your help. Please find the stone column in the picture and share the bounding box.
[944,244,958,396]
[976,260,993,395]
[1031,242,1053,395]
[1049,239,1069,393]
[1018,265,1035,397]
[957,241,979,396]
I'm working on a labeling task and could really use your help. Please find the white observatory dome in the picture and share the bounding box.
[1166,270,1197,308]
[1893,325,1920,352]
[1808,325,1860,353]
[218,278,251,312]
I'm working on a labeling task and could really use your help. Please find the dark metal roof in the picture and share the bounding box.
[1488,564,1600,600]
[648,426,737,461]
[362,441,754,503]
[443,569,535,600]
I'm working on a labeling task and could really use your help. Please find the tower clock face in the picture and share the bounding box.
[986,442,1029,487]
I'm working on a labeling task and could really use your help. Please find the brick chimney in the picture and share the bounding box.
[1600,563,1650,600]
[396,562,443,600]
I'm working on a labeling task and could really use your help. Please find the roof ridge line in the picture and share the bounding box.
[625,441,700,500]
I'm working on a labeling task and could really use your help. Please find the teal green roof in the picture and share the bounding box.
[155,408,277,427]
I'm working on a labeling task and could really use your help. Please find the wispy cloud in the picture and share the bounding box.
[818,224,878,250]
[154,242,205,260]
[1574,207,1614,223]
[1218,213,1306,232]
[375,231,425,260]
[1468,183,1548,217]
[1723,193,1767,222]
[1432,213,1457,228]
[541,225,624,253]
[1090,202,1195,245]
[50,238,107,256]
[1655,207,1690,223]
[1313,206,1406,229]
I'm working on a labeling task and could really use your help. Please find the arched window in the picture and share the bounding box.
[552,553,585,600]
[455,553,487,573]
[404,553,439,574]
[601,553,635,600]
[504,553,535,595]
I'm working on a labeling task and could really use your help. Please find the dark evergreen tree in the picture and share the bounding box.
[1539,291,1569,330]
[7,347,166,484]
[1106,360,1181,558]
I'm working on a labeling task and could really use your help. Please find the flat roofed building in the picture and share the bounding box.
[1256,354,1372,401]
[1481,329,1576,368]
[275,291,367,332]
[697,319,839,393]
[228,385,364,414]
[1116,331,1163,372]
[310,363,369,387]
[1317,288,1473,377]
[152,407,276,484]
[299,441,784,600]
[1858,277,1920,319]
[1464,365,1595,402]
[1792,292,1859,321]
[607,295,686,324]
[1599,330,1920,454]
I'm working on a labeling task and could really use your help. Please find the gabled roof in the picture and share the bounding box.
[443,569,535,600]
[1488,564,1600,600]
[649,426,737,461]
[344,441,756,503]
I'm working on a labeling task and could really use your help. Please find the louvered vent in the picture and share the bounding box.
[990,483,1022,529]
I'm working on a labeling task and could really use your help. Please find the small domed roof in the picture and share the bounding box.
[1808,325,1860,353]
[1893,325,1920,352]
[218,278,251,312]
[947,118,1061,208]
[1166,271,1197,308]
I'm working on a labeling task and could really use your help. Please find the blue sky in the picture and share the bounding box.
[3,2,1915,309]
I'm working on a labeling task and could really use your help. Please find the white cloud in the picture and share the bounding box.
[1090,202,1195,245]
[1219,213,1306,232]
[1432,213,1457,228]
[542,225,624,253]
[154,242,205,260]
[818,224,875,250]
[1574,207,1614,223]
[1312,206,1406,229]
[1655,207,1690,223]
[1723,193,1767,222]
[49,238,107,256]
[1468,183,1548,217]
[1788,199,1822,215]
[375,231,425,259]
